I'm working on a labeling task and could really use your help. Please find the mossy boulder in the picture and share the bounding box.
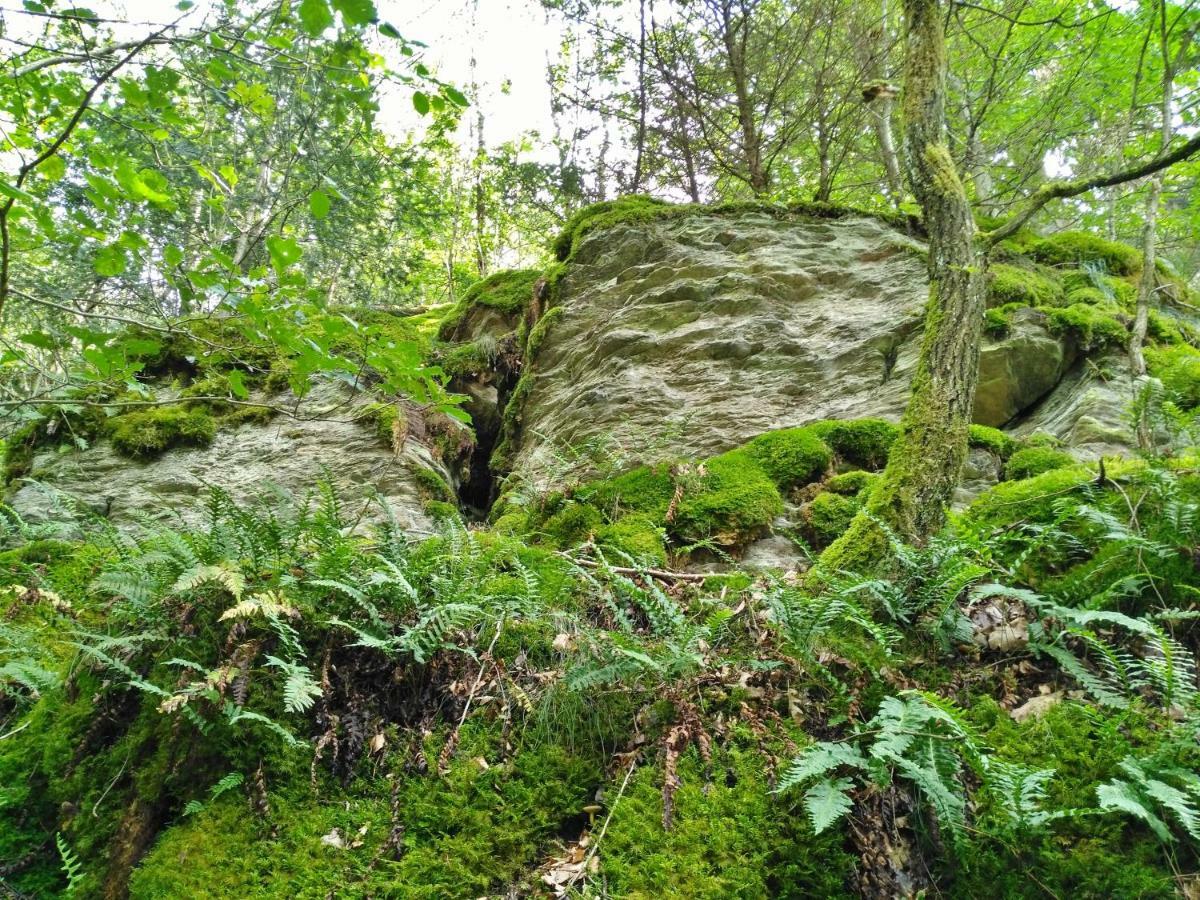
[108,406,217,460]
[973,310,1073,427]
[1005,446,1076,481]
[1030,231,1142,276]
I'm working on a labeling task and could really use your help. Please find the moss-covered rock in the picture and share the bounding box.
[1041,302,1129,351]
[806,490,860,547]
[1005,446,1075,481]
[743,427,832,489]
[595,514,668,566]
[1031,231,1142,276]
[807,419,898,469]
[108,406,217,460]
[968,424,1016,459]
[673,449,783,547]
[987,263,1062,308]
[825,469,878,495]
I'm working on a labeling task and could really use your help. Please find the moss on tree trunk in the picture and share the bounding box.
[817,0,984,574]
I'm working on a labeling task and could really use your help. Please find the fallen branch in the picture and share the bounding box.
[556,550,709,583]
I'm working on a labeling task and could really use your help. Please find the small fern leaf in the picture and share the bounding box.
[803,777,855,834]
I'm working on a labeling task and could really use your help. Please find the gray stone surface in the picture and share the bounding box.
[509,211,1088,488]
[9,381,450,535]
[973,308,1074,427]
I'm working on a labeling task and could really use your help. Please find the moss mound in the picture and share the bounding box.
[108,405,217,459]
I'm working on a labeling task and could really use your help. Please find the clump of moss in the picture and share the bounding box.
[743,427,832,490]
[358,402,405,448]
[673,449,783,546]
[107,406,216,460]
[553,195,675,261]
[961,462,1098,530]
[1031,231,1142,276]
[595,514,668,566]
[1041,302,1128,350]
[218,404,277,428]
[3,404,110,481]
[982,304,1012,336]
[524,305,565,359]
[583,463,677,521]
[541,502,603,547]
[806,490,859,546]
[968,424,1016,459]
[987,263,1062,308]
[438,269,542,341]
[1146,344,1200,410]
[412,465,455,503]
[599,744,856,897]
[825,469,878,495]
[808,418,898,468]
[1005,446,1075,481]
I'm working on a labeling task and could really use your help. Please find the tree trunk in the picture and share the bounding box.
[632,0,648,193]
[819,0,984,572]
[721,4,768,194]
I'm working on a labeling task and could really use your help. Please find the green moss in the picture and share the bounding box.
[540,502,602,547]
[1147,309,1184,344]
[218,404,277,428]
[108,406,216,460]
[1040,302,1128,350]
[553,196,674,261]
[583,463,677,521]
[595,514,668,566]
[129,732,605,899]
[1031,232,1142,276]
[825,469,878,495]
[439,338,499,377]
[412,465,454,503]
[599,745,855,898]
[437,269,542,341]
[1005,446,1075,481]
[984,302,1023,336]
[808,418,898,469]
[3,404,111,481]
[673,449,783,547]
[806,491,859,547]
[961,462,1097,530]
[968,424,1016,459]
[743,427,832,490]
[524,305,565,358]
[987,263,1062,308]
[953,699,1180,899]
[358,402,404,447]
[1146,344,1200,409]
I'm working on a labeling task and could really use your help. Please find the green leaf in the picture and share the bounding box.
[18,331,58,350]
[0,179,38,205]
[308,189,331,219]
[412,91,430,116]
[94,245,128,277]
[332,0,376,26]
[226,369,249,399]
[266,235,302,273]
[803,777,855,834]
[40,156,67,182]
[379,22,401,39]
[444,86,468,107]
[297,0,333,36]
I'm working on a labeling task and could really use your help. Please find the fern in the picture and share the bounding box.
[1098,756,1200,844]
[56,832,84,895]
[803,777,856,834]
[265,656,323,713]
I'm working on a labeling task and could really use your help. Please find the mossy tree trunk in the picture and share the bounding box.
[818,0,985,571]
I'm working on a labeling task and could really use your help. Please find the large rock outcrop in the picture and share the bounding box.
[9,382,452,535]
[507,210,1094,490]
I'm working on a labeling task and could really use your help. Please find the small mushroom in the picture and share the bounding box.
[582,803,603,827]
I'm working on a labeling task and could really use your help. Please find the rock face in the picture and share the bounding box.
[508,210,1095,489]
[6,209,1157,531]
[10,382,450,535]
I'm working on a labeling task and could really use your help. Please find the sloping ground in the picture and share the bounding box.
[5,201,1200,899]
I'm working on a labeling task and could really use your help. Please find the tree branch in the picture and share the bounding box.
[982,131,1200,248]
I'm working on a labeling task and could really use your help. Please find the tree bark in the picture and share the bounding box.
[819,0,984,571]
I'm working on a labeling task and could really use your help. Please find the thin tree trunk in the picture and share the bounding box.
[632,0,648,193]
[819,0,984,572]
[720,3,768,193]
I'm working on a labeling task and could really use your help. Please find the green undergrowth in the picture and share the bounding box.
[4,448,1200,896]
